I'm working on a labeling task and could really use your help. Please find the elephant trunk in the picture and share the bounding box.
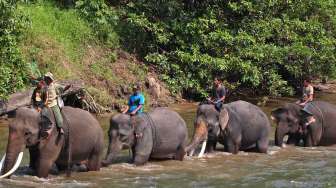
[275,126,286,147]
[185,120,208,155]
[1,131,24,178]
[102,139,122,167]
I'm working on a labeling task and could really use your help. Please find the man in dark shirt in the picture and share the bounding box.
[207,77,226,111]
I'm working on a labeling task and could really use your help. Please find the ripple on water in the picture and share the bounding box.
[1,177,94,188]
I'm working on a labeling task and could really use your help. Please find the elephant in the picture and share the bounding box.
[186,100,271,156]
[102,107,188,166]
[271,101,336,147]
[0,106,104,178]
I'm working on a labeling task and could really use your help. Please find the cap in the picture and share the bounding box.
[44,72,54,81]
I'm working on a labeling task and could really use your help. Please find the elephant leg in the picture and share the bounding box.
[134,154,150,166]
[130,146,136,163]
[206,141,216,153]
[286,135,298,145]
[88,152,101,171]
[29,146,39,171]
[304,125,322,147]
[257,137,268,153]
[304,132,313,147]
[37,159,56,178]
[175,145,185,161]
[37,137,63,177]
[226,137,239,154]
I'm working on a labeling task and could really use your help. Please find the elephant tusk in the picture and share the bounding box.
[0,153,6,172]
[198,140,207,158]
[189,149,195,157]
[0,152,23,179]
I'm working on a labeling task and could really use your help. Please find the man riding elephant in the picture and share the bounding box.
[272,101,336,147]
[207,77,226,112]
[41,72,71,137]
[102,107,188,166]
[122,83,145,115]
[296,77,314,107]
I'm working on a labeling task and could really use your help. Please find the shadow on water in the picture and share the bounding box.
[1,93,336,187]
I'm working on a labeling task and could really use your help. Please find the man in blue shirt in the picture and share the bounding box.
[122,83,145,115]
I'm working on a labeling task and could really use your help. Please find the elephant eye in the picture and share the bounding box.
[119,134,128,142]
[24,131,32,136]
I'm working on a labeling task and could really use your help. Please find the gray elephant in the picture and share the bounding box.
[102,107,188,166]
[186,100,271,156]
[271,101,336,147]
[0,106,104,178]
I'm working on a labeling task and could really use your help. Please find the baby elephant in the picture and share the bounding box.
[102,107,188,166]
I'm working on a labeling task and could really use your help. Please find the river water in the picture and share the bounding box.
[0,93,336,188]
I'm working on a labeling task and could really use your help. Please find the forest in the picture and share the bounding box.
[1,0,336,100]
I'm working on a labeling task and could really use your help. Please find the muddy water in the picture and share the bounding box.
[1,94,336,188]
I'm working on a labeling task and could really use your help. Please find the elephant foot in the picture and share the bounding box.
[101,160,110,167]
[72,164,88,172]
[134,155,148,166]
[175,147,186,161]
[49,163,59,175]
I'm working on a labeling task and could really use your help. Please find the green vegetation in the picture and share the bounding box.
[14,0,139,105]
[1,0,336,102]
[19,0,94,79]
[0,0,29,99]
[119,0,336,98]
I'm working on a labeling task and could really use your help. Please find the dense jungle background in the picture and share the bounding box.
[1,0,336,105]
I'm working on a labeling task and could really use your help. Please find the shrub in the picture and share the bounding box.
[0,0,29,99]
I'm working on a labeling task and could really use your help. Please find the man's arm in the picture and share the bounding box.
[44,91,49,106]
[215,96,225,103]
[130,105,143,115]
[55,84,71,95]
[130,95,145,115]
[214,87,226,103]
[64,84,71,92]
[122,106,129,114]
[300,94,313,106]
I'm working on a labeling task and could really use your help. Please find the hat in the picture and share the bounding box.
[44,72,54,81]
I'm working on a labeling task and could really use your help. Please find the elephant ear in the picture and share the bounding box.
[219,108,229,131]
[287,112,299,124]
[134,120,153,165]
[271,108,286,121]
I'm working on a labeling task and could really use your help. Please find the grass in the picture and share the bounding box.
[19,0,94,79]
[17,0,158,109]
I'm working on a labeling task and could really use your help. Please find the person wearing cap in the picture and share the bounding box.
[296,77,314,107]
[207,77,226,111]
[122,83,145,115]
[43,72,71,135]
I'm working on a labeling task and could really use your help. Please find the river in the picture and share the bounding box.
[0,93,336,187]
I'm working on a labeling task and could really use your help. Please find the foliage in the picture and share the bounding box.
[3,0,336,101]
[75,0,119,48]
[0,0,29,99]
[20,1,94,65]
[118,0,336,98]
